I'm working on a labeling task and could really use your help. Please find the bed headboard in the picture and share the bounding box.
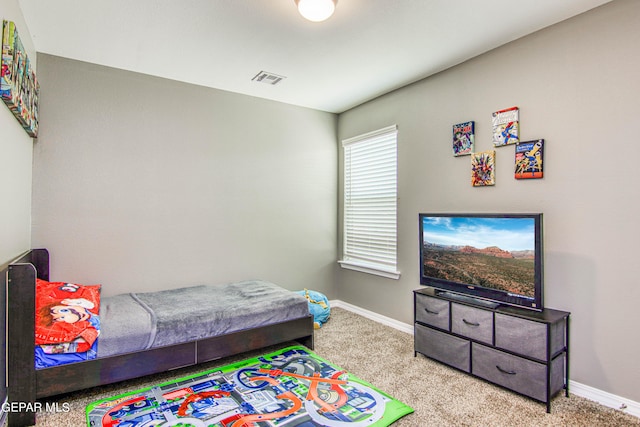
[4,248,48,426]
[9,248,49,281]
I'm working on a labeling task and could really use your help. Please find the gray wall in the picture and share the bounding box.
[12,0,640,408]
[0,1,34,265]
[31,55,338,297]
[0,106,32,264]
[336,0,640,403]
[1,0,36,414]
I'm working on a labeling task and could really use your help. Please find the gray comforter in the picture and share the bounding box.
[97,280,309,357]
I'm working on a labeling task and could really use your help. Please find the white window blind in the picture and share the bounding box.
[340,125,400,279]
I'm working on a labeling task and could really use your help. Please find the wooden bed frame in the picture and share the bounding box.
[4,249,315,426]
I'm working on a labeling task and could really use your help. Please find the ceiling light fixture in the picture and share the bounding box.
[295,0,337,22]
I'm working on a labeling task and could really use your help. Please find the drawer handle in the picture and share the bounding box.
[424,307,440,315]
[462,318,480,327]
[496,365,517,375]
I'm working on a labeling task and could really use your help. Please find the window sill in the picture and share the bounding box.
[338,260,401,280]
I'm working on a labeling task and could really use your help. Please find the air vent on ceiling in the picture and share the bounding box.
[252,71,286,85]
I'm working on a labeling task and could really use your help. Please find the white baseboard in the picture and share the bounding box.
[330,300,413,335]
[330,299,640,419]
[569,380,640,418]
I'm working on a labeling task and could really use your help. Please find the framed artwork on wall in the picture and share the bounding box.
[515,139,544,179]
[471,150,495,186]
[453,121,474,156]
[492,106,518,146]
[1,20,39,137]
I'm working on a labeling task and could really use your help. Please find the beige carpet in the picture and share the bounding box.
[31,307,639,426]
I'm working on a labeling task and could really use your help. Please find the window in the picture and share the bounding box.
[339,125,400,279]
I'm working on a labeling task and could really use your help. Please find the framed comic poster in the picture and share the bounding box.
[453,121,474,156]
[1,20,39,137]
[515,139,544,179]
[471,150,495,186]
[492,106,518,146]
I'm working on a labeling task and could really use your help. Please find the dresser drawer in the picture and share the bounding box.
[415,324,470,372]
[495,313,547,360]
[472,343,548,402]
[415,294,450,330]
[451,303,493,344]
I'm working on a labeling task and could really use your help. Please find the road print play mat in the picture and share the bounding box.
[86,345,413,426]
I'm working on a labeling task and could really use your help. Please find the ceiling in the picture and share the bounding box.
[18,0,611,114]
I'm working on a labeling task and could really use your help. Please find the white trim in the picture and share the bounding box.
[331,299,640,419]
[342,124,397,147]
[330,299,413,334]
[338,260,401,280]
[569,380,640,418]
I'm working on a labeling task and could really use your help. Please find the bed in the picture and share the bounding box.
[4,248,315,426]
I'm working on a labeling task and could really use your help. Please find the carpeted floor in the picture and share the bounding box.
[29,307,640,426]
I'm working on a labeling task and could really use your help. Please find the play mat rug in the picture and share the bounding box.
[86,345,413,427]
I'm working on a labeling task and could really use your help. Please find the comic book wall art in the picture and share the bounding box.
[515,139,544,179]
[492,106,518,146]
[471,150,495,186]
[453,121,474,156]
[1,20,39,137]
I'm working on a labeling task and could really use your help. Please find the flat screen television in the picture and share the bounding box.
[419,213,543,311]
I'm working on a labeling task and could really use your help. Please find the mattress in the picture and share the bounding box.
[97,280,310,357]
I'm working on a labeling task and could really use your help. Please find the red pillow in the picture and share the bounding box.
[35,279,101,352]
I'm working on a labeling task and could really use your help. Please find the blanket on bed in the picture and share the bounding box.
[35,279,101,368]
[97,280,310,357]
